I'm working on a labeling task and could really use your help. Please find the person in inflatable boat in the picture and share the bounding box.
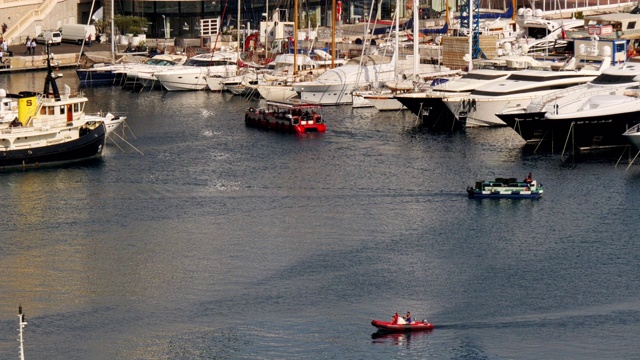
[404,311,413,324]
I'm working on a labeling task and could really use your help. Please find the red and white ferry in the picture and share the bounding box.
[244,101,326,134]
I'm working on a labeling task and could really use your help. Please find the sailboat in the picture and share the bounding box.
[353,0,459,110]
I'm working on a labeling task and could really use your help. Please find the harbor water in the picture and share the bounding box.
[1,70,639,359]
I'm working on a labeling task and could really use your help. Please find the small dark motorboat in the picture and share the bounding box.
[371,319,434,332]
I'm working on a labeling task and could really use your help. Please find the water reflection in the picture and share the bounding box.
[371,329,433,347]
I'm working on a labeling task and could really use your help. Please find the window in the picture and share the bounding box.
[157,2,179,14]
[181,2,201,13]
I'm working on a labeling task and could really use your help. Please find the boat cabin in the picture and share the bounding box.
[245,101,326,133]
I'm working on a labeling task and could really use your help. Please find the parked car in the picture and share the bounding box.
[35,30,62,45]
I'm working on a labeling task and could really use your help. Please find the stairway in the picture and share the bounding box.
[2,0,59,46]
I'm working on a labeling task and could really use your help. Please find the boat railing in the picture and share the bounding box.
[1,125,41,135]
[529,85,619,113]
[528,84,588,112]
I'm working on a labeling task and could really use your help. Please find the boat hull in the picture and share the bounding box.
[502,111,640,152]
[363,95,405,111]
[496,111,548,144]
[0,122,106,168]
[395,94,462,130]
[371,320,434,332]
[156,73,209,91]
[293,82,356,105]
[77,69,125,87]
[257,85,298,102]
[467,190,542,199]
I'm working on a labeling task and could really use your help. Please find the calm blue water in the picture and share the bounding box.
[1,71,639,359]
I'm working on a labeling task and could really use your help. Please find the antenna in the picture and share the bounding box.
[18,305,27,360]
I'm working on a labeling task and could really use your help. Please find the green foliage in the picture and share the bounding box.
[114,15,148,35]
[299,11,318,28]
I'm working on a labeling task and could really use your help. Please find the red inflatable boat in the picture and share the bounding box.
[371,319,434,332]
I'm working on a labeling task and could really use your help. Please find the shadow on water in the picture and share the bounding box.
[0,156,104,174]
[520,143,638,168]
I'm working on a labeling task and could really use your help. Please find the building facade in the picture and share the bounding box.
[116,0,406,39]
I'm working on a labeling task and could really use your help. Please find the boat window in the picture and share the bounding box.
[48,106,55,115]
[59,105,65,115]
[506,74,589,82]
[461,73,507,80]
[590,74,637,85]
[186,59,233,67]
[526,27,550,40]
[40,107,46,115]
[628,21,636,30]
[472,83,583,96]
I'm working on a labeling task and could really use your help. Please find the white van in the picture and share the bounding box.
[35,30,62,45]
[60,24,97,44]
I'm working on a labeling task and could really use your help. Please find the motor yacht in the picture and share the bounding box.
[443,57,608,127]
[155,52,238,91]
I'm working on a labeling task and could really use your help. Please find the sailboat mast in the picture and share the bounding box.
[331,0,336,68]
[18,306,27,360]
[111,0,115,62]
[413,0,419,77]
[237,0,241,52]
[468,0,473,71]
[294,0,298,75]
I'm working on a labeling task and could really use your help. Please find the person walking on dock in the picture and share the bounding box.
[30,38,36,55]
[24,36,30,54]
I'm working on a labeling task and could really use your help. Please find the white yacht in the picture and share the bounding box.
[248,54,318,100]
[496,8,585,55]
[122,54,187,88]
[291,54,400,105]
[443,58,608,127]
[155,52,238,91]
[395,55,543,129]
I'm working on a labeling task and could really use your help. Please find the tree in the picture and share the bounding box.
[114,15,148,35]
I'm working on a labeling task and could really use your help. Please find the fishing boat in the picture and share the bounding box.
[371,319,435,332]
[244,101,325,134]
[0,44,108,168]
[467,177,543,199]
